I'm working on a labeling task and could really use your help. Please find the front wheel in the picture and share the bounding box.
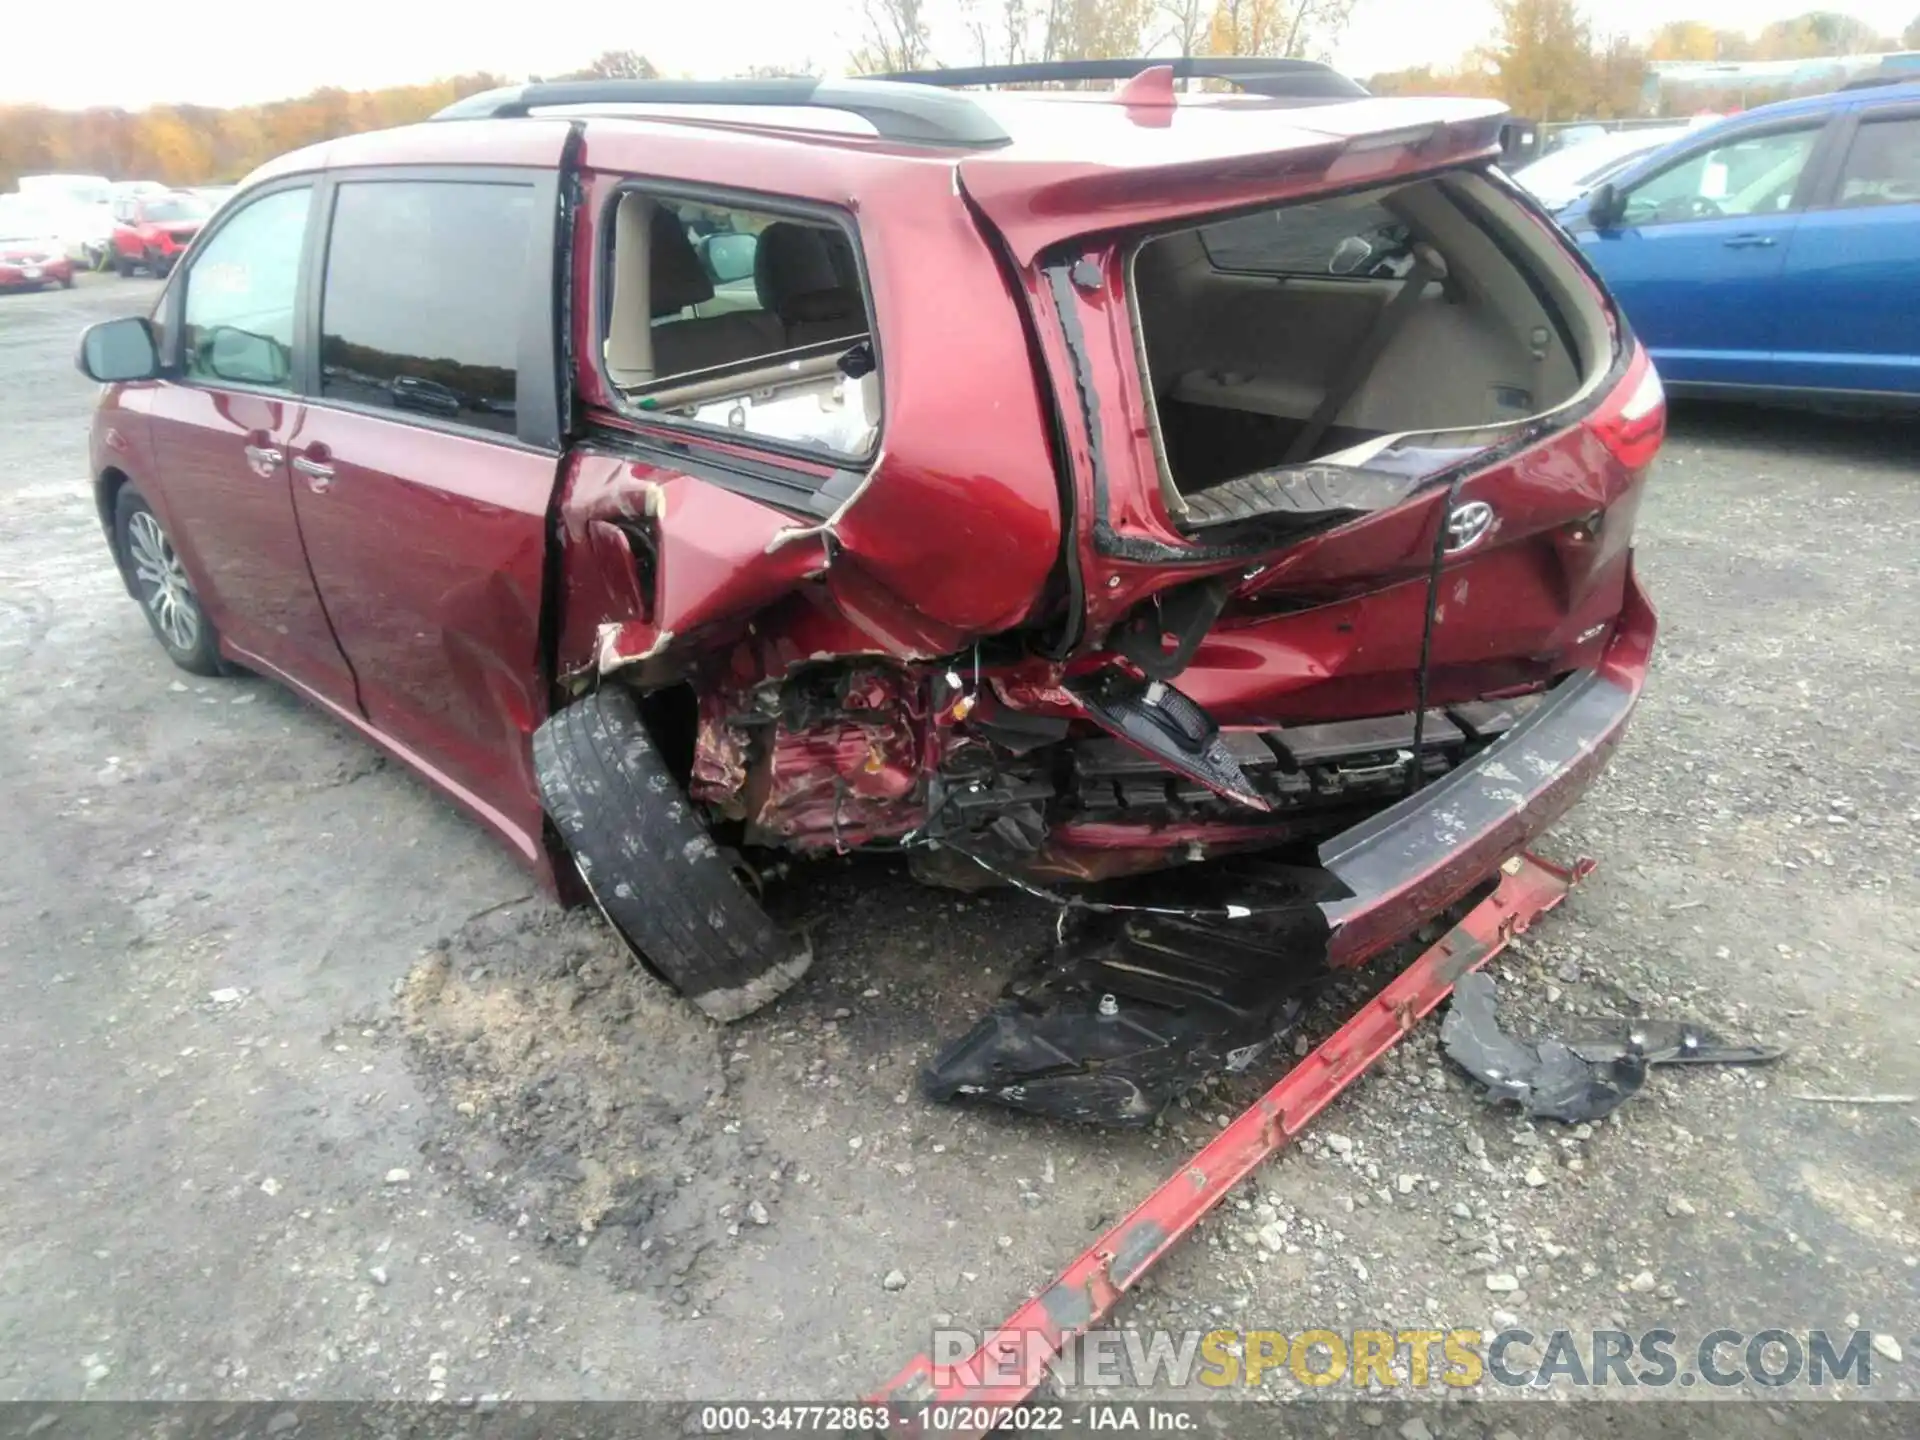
[532,686,809,1021]
[114,486,226,676]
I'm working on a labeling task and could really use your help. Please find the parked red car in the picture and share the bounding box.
[110,191,213,277]
[0,200,76,290]
[77,63,1662,1067]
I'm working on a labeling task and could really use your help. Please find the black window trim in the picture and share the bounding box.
[303,163,565,454]
[1803,101,1920,213]
[1607,114,1840,229]
[156,173,321,401]
[592,176,884,481]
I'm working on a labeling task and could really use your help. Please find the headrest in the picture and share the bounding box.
[649,206,713,317]
[755,222,858,324]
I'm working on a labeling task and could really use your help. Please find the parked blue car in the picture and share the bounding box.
[1557,82,1920,407]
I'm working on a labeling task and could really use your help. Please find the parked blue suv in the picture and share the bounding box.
[1558,82,1920,406]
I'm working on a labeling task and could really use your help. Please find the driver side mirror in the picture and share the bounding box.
[76,316,160,382]
[1587,182,1623,230]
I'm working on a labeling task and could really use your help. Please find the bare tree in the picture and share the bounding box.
[1156,0,1210,56]
[1038,0,1149,62]
[851,0,935,72]
[961,0,1038,64]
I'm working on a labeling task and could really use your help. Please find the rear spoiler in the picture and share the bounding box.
[958,97,1510,266]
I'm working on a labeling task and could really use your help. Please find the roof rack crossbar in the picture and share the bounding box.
[869,57,1370,100]
[431,78,1012,147]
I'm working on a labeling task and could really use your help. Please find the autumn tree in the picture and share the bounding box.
[1483,0,1598,119]
[1647,21,1751,61]
[1752,11,1897,57]
[1366,62,1498,97]
[1206,0,1358,61]
[1037,0,1151,59]
[564,49,659,80]
[0,72,505,191]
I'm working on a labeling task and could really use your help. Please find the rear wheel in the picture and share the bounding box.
[114,486,226,677]
[533,686,809,1021]
[113,253,134,278]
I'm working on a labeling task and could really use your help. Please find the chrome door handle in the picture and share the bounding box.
[292,455,335,492]
[242,443,282,477]
[1723,234,1776,248]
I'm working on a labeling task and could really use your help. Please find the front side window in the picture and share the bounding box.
[1619,128,1818,227]
[319,180,533,435]
[603,192,878,459]
[180,185,311,390]
[1834,115,1920,209]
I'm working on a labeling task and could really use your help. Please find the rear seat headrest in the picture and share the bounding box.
[755,222,860,325]
[649,206,713,317]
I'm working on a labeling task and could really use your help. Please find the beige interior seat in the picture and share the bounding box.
[753,222,865,349]
[648,207,785,378]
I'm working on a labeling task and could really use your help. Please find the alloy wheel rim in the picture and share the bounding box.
[127,510,201,653]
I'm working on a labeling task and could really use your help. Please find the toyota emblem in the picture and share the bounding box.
[1444,500,1496,553]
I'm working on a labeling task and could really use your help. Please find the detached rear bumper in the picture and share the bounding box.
[1317,558,1655,967]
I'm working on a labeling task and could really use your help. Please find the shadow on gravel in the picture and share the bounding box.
[1665,399,1920,469]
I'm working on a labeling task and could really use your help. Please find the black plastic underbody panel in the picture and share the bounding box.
[922,861,1339,1125]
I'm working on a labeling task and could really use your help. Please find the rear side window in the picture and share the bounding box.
[1199,199,1405,276]
[1834,115,1920,208]
[602,190,878,458]
[319,180,533,435]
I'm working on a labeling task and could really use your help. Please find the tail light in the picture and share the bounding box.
[1586,345,1666,470]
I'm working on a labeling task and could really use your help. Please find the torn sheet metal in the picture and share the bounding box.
[1440,971,1785,1123]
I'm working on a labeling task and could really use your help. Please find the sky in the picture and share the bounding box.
[3,0,1915,110]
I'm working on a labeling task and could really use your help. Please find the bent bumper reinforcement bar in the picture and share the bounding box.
[871,850,1591,1431]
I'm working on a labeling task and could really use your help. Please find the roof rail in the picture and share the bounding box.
[431,77,1011,147]
[870,57,1370,101]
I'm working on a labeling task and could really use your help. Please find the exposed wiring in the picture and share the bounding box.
[939,840,1319,931]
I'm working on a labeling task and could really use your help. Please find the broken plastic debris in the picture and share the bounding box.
[208,987,243,1005]
[923,858,1338,1126]
[1440,972,1785,1123]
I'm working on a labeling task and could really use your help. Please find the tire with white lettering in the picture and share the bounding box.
[533,685,808,1021]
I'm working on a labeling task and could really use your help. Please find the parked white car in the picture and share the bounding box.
[1511,127,1692,214]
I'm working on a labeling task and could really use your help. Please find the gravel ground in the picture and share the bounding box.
[1,275,1916,1422]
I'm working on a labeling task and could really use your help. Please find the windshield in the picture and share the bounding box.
[145,197,212,223]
